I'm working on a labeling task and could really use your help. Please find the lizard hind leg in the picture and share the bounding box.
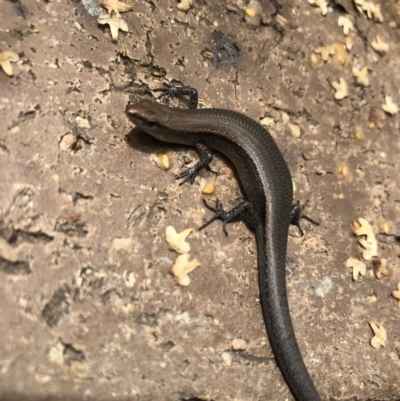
[198,198,250,236]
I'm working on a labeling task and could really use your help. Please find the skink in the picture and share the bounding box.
[126,90,321,401]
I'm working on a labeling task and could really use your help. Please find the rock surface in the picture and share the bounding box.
[1,1,400,400]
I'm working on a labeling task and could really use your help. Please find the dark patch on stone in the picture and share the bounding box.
[42,284,71,327]
[54,217,88,238]
[101,289,123,306]
[160,340,175,351]
[206,31,240,67]
[72,192,94,205]
[136,309,169,327]
[10,229,54,247]
[136,312,159,327]
[16,104,41,125]
[63,343,85,365]
[234,349,274,365]
[179,397,214,401]
[0,256,31,275]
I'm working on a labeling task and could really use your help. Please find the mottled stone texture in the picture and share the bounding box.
[0,1,400,400]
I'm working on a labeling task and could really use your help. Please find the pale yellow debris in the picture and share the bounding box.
[98,13,128,42]
[177,0,195,11]
[0,50,19,76]
[338,15,354,35]
[308,0,328,15]
[288,123,301,138]
[336,163,353,182]
[371,34,389,54]
[368,320,387,348]
[391,282,400,308]
[351,218,378,260]
[352,66,369,87]
[373,258,389,279]
[169,253,200,286]
[343,37,354,50]
[100,0,133,16]
[165,226,193,254]
[345,257,367,281]
[314,45,334,61]
[381,96,399,115]
[331,78,348,100]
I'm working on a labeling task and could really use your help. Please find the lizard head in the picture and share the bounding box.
[126,100,171,134]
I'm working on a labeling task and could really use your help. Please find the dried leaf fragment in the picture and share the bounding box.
[245,0,262,17]
[391,282,400,308]
[310,53,323,69]
[151,67,166,77]
[378,219,390,234]
[202,184,215,194]
[308,0,328,15]
[372,258,389,278]
[165,226,193,254]
[28,27,40,34]
[355,0,383,22]
[370,3,383,22]
[354,0,364,13]
[202,50,214,60]
[363,1,383,22]
[331,78,348,100]
[368,320,387,348]
[358,239,378,260]
[311,43,346,69]
[343,37,354,50]
[232,338,247,350]
[98,13,128,42]
[336,163,353,182]
[74,116,90,129]
[288,123,301,138]
[150,154,171,170]
[352,218,378,260]
[352,66,369,86]
[331,43,347,68]
[353,126,364,140]
[381,96,398,115]
[199,171,217,195]
[100,0,133,16]
[169,253,200,286]
[161,154,170,169]
[345,256,367,281]
[371,35,389,54]
[314,45,334,61]
[338,16,354,35]
[0,50,19,77]
[244,0,263,27]
[177,0,195,11]
[281,112,290,124]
